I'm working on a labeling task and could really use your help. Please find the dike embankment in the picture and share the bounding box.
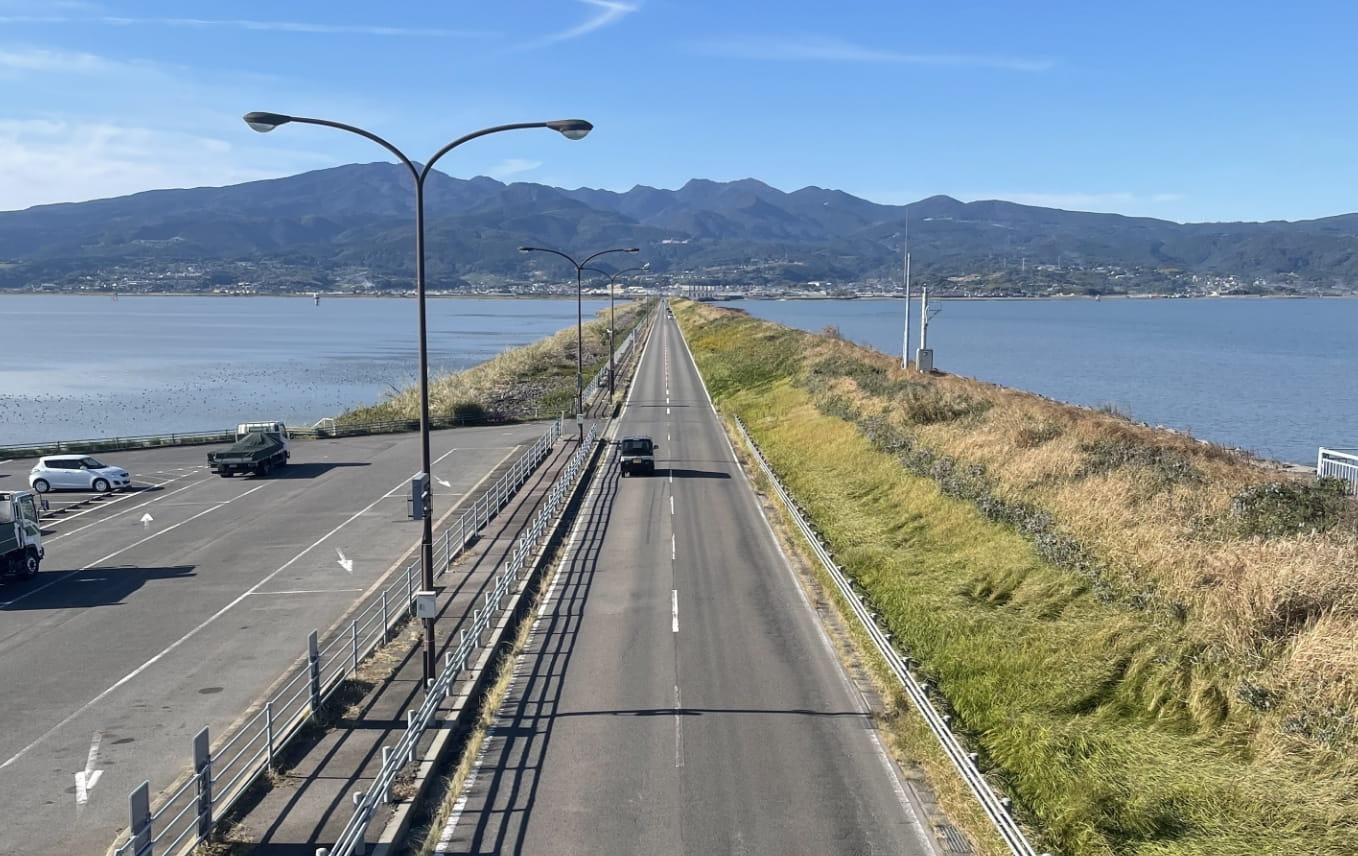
[673,298,1358,856]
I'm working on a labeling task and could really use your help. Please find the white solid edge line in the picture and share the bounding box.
[669,302,939,851]
[440,447,607,850]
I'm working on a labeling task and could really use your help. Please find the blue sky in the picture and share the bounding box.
[3,0,1357,223]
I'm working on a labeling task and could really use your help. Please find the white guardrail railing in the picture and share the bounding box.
[733,416,1049,856]
[321,422,598,856]
[112,417,569,856]
[1318,448,1358,495]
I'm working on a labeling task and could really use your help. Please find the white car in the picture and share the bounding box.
[29,455,132,493]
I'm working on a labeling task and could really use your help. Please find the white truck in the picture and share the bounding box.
[0,490,44,582]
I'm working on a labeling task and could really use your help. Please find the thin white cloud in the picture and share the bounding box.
[486,158,543,180]
[517,0,639,49]
[693,36,1052,71]
[0,46,116,72]
[0,15,491,37]
[0,119,274,211]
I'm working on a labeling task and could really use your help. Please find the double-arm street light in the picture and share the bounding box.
[517,245,638,434]
[243,111,592,685]
[581,263,648,396]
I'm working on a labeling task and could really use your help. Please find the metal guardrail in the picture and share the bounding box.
[0,414,507,459]
[111,418,565,856]
[732,416,1048,856]
[321,422,599,856]
[4,327,644,460]
[1318,448,1358,495]
[0,428,239,458]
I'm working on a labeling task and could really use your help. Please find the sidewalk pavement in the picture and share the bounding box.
[227,331,646,855]
[230,428,595,855]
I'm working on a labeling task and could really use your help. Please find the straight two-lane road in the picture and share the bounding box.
[0,423,552,856]
[440,311,935,854]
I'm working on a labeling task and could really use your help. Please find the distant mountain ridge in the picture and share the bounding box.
[2,165,1356,294]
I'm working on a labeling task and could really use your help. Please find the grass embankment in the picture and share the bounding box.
[675,299,1358,856]
[336,300,652,425]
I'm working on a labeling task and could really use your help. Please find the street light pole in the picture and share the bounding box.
[582,264,648,397]
[243,111,592,686]
[517,245,639,437]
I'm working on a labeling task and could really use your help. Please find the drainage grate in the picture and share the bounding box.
[936,822,974,854]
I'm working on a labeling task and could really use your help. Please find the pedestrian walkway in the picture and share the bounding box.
[220,313,654,855]
[230,429,593,854]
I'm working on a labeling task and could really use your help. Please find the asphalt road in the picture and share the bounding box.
[0,423,553,856]
[438,312,935,854]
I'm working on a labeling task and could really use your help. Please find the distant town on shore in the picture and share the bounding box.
[4,168,1356,299]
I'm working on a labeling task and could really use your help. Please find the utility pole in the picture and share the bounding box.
[902,211,911,369]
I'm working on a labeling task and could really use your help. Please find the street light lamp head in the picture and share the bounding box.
[518,246,537,253]
[546,119,593,141]
[243,112,292,133]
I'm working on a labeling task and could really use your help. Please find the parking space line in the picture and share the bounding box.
[0,476,413,771]
[42,475,216,540]
[1,483,272,608]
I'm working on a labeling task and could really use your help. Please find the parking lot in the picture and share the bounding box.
[0,423,553,856]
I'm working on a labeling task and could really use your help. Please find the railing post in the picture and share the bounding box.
[130,779,153,856]
[308,630,321,717]
[351,619,359,672]
[381,590,389,639]
[195,727,213,842]
[266,700,275,769]
[406,711,417,765]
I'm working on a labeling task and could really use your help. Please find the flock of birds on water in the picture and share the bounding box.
[0,361,432,445]
[1,295,587,447]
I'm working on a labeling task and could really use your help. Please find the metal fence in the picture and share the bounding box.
[0,413,508,459]
[3,311,649,461]
[733,416,1049,856]
[112,418,565,856]
[1318,448,1358,495]
[321,422,599,856]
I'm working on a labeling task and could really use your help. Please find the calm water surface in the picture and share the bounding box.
[1,295,610,446]
[734,297,1357,465]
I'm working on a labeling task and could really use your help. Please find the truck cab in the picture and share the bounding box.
[619,436,658,477]
[0,491,44,582]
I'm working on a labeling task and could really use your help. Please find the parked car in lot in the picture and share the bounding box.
[29,455,132,493]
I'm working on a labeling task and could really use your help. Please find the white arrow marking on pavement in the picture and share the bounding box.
[74,731,104,805]
[435,475,452,488]
[139,512,154,527]
[336,548,354,574]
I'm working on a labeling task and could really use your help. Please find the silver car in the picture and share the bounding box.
[29,455,133,493]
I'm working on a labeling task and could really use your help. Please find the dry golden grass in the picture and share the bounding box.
[674,299,1358,855]
[343,300,649,423]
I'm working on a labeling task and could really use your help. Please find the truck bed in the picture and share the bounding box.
[208,432,285,463]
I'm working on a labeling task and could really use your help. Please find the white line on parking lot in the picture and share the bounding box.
[259,588,365,596]
[1,483,271,609]
[0,478,411,772]
[74,731,104,806]
[42,476,209,540]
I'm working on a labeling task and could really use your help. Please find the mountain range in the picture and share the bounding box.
[2,164,1357,295]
